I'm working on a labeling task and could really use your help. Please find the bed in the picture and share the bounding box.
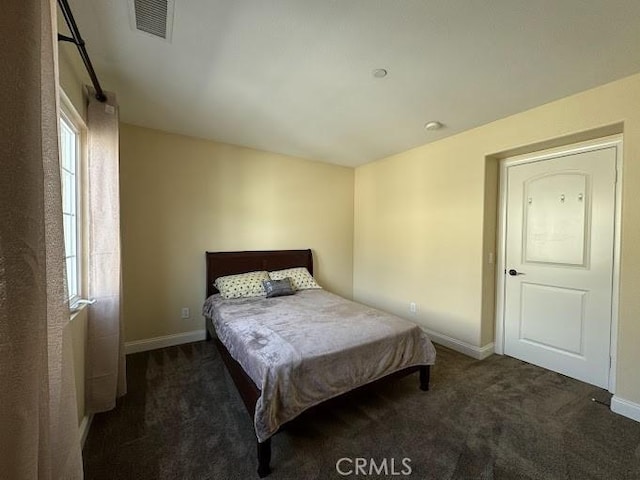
[203,249,436,477]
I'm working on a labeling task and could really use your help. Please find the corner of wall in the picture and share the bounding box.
[480,156,499,347]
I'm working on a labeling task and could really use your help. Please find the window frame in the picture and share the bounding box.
[59,91,87,309]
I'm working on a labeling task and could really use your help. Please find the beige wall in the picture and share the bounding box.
[480,158,499,346]
[119,123,354,342]
[58,45,87,121]
[354,72,640,405]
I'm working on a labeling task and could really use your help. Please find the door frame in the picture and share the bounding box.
[494,135,623,393]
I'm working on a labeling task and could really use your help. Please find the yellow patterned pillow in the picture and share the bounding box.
[215,271,270,299]
[269,267,321,291]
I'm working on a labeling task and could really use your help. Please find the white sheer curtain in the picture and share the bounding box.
[85,89,127,412]
[0,0,83,478]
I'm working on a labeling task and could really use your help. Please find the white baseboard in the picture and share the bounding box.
[611,396,640,423]
[79,414,93,447]
[475,342,495,360]
[125,329,207,355]
[421,327,494,360]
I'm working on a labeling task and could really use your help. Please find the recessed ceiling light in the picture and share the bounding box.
[424,121,443,131]
[372,68,388,78]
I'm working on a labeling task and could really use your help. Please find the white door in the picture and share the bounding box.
[504,145,617,388]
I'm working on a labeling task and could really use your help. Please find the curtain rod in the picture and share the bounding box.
[57,0,106,102]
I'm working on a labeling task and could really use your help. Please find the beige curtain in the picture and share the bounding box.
[85,89,127,412]
[0,0,83,478]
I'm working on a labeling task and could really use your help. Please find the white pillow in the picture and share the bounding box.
[269,267,321,291]
[215,270,270,299]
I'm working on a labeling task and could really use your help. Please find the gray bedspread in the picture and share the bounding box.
[203,289,436,442]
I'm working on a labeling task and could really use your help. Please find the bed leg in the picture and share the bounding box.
[419,366,430,391]
[257,439,272,477]
[205,325,212,341]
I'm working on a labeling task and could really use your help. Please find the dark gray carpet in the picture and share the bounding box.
[83,341,640,480]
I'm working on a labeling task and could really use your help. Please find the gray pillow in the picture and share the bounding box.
[262,278,295,298]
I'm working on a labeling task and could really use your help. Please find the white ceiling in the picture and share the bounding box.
[62,0,640,167]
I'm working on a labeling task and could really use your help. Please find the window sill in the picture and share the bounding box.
[70,298,95,320]
[70,302,87,321]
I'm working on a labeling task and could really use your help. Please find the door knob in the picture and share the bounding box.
[508,269,524,276]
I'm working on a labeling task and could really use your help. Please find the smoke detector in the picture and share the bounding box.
[372,68,388,78]
[424,121,444,131]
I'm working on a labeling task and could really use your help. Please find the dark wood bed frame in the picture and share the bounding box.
[205,249,430,477]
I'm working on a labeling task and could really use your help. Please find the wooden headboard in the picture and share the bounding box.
[205,249,313,297]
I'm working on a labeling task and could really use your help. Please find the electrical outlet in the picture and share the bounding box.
[409,302,417,314]
[181,307,190,319]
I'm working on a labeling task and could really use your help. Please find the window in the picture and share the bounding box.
[59,110,82,304]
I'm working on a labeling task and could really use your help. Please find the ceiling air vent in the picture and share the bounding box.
[130,0,174,41]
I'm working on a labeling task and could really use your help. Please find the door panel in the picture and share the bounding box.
[504,146,616,388]
[524,173,588,266]
[519,283,586,355]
